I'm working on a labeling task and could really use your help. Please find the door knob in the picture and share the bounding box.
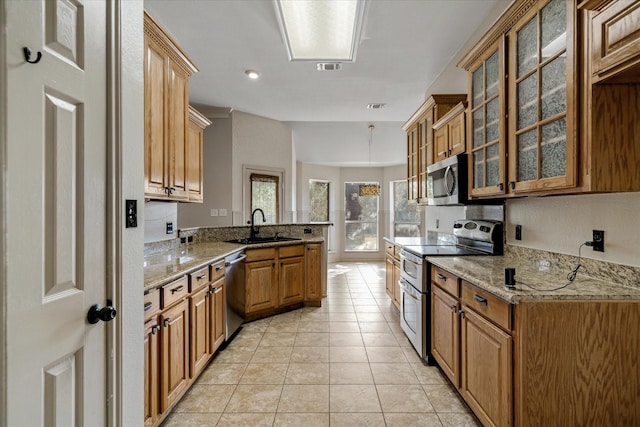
[87,303,117,324]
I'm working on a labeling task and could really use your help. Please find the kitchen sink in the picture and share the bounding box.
[225,236,302,245]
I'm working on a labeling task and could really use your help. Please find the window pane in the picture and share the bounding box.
[309,180,329,222]
[393,181,420,222]
[345,182,379,251]
[251,174,278,223]
[394,223,420,238]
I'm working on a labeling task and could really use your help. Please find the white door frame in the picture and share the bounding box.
[0,2,7,426]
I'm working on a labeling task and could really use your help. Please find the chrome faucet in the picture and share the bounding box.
[250,208,266,240]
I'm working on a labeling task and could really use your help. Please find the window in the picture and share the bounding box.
[309,180,330,222]
[345,182,379,251]
[391,180,421,237]
[251,173,279,223]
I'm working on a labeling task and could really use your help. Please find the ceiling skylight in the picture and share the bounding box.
[274,0,366,61]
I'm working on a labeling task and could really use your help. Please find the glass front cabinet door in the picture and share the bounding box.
[468,41,506,197]
[507,0,577,193]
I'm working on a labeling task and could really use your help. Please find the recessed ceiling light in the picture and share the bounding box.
[367,103,386,110]
[245,70,260,79]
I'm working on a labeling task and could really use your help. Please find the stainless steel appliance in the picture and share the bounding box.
[426,154,468,206]
[398,219,503,363]
[224,251,246,340]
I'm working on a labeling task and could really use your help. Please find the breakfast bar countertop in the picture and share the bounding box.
[426,255,640,304]
[144,237,324,292]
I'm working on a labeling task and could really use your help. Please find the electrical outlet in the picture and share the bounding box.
[219,208,227,217]
[592,230,604,252]
[187,236,193,243]
[125,199,137,228]
[435,219,440,229]
[515,225,522,241]
[304,228,312,234]
[166,222,174,234]
[210,209,219,217]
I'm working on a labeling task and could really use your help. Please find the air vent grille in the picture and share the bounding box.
[316,62,342,71]
[366,103,386,110]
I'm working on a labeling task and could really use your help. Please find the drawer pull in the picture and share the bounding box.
[437,273,446,281]
[151,325,159,335]
[214,286,223,294]
[473,294,488,305]
[459,310,465,319]
[144,302,153,311]
[196,274,207,280]
[164,318,170,327]
[170,286,184,294]
[215,265,224,271]
[451,304,457,313]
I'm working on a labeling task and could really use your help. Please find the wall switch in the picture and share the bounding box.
[125,199,137,228]
[515,225,522,241]
[219,208,227,217]
[592,229,604,252]
[210,209,219,217]
[166,222,174,234]
[304,228,312,234]
[180,237,186,244]
[187,236,193,243]
[435,219,440,229]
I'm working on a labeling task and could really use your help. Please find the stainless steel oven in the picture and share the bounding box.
[399,249,427,359]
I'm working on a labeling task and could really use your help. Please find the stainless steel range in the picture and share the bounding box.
[397,219,503,363]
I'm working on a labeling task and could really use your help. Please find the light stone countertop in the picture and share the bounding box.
[144,237,324,292]
[427,255,640,304]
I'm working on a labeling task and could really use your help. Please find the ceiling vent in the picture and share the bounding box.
[366,103,386,110]
[316,62,342,71]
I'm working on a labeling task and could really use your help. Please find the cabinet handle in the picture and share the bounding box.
[214,286,223,294]
[164,186,170,195]
[215,266,224,271]
[473,294,488,305]
[169,187,176,195]
[151,325,159,335]
[437,273,446,281]
[170,286,184,294]
[451,304,457,314]
[196,274,207,280]
[509,181,516,190]
[272,263,275,268]
[164,318,170,327]
[497,183,504,191]
[459,310,465,319]
[144,302,153,311]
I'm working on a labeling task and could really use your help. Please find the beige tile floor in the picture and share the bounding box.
[162,261,480,427]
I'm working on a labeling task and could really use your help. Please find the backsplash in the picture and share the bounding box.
[505,245,640,289]
[144,201,178,243]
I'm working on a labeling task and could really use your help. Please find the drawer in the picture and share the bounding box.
[210,259,225,282]
[431,266,459,297]
[461,280,511,331]
[385,242,395,257]
[245,247,276,262]
[161,276,189,308]
[143,288,160,321]
[188,266,210,292]
[279,244,304,259]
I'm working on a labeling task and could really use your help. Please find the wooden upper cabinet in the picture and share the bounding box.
[589,0,640,83]
[433,102,467,163]
[187,106,211,203]
[144,11,198,201]
[403,94,467,204]
[466,42,507,197]
[506,0,577,194]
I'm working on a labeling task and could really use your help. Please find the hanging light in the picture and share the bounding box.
[359,124,380,196]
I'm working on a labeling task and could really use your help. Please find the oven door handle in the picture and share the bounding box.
[444,165,456,196]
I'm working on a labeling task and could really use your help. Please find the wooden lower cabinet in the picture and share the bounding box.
[144,318,160,427]
[305,243,322,304]
[279,256,305,306]
[160,298,190,413]
[431,285,460,387]
[189,286,210,379]
[246,259,278,313]
[460,307,512,427]
[384,244,401,309]
[209,277,225,353]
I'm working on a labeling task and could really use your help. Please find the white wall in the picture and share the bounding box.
[506,193,640,267]
[179,114,233,228]
[145,201,178,243]
[232,111,294,224]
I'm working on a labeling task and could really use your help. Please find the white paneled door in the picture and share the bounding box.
[5,0,111,425]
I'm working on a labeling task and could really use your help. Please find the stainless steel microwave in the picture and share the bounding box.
[426,154,468,206]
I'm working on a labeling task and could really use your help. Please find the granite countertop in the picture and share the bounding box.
[427,256,640,303]
[144,237,324,292]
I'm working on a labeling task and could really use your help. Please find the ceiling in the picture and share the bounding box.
[144,0,506,166]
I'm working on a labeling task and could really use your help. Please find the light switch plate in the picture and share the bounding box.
[219,209,227,217]
[210,209,219,217]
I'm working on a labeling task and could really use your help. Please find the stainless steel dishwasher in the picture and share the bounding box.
[224,251,246,340]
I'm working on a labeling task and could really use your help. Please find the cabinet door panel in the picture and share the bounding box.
[279,256,305,306]
[461,308,512,427]
[431,286,459,387]
[167,62,189,200]
[186,119,203,202]
[190,286,210,379]
[305,244,322,302]
[246,260,277,313]
[434,125,449,162]
[449,112,466,156]
[144,319,159,427]
[161,299,189,412]
[210,279,225,352]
